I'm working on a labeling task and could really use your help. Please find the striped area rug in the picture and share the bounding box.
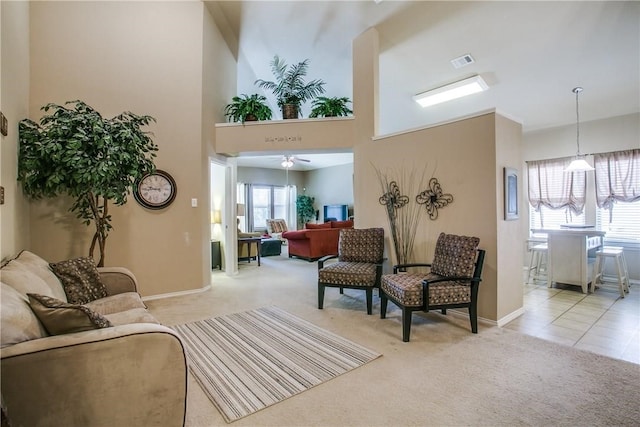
[172,306,381,423]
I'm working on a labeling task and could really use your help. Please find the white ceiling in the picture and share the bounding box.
[234,152,354,171]
[209,1,639,170]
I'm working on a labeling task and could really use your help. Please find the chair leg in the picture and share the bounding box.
[365,288,373,315]
[318,284,325,309]
[470,305,478,333]
[402,307,412,342]
[339,287,344,294]
[441,308,447,315]
[380,293,388,319]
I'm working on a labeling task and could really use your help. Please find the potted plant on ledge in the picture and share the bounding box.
[309,96,353,118]
[224,93,272,124]
[255,55,326,119]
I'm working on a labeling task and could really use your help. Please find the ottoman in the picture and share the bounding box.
[261,238,282,257]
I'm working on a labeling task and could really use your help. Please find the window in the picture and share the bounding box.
[594,149,640,243]
[250,185,287,231]
[527,157,587,238]
[596,201,640,242]
[529,205,586,238]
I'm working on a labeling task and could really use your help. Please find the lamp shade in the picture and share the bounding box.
[564,87,594,173]
[211,210,222,224]
[565,157,594,172]
[237,203,245,216]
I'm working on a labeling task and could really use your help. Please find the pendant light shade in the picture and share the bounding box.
[565,87,594,172]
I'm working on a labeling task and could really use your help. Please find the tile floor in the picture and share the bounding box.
[504,278,640,365]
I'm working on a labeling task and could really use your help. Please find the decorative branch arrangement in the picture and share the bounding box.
[416,178,454,220]
[375,164,456,264]
[375,166,428,265]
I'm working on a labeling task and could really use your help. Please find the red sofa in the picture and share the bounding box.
[282,220,354,261]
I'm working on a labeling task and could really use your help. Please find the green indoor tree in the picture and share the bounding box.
[296,194,316,227]
[18,100,158,266]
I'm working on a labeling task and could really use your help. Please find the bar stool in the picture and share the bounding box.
[527,243,548,284]
[592,246,630,298]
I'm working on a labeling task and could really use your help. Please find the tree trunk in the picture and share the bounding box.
[88,194,108,267]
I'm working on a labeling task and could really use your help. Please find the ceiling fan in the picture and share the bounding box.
[280,155,310,168]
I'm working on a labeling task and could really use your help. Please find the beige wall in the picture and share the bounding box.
[23,1,234,296]
[355,112,520,322]
[305,164,354,223]
[495,114,525,320]
[237,167,305,190]
[0,1,31,261]
[215,117,355,155]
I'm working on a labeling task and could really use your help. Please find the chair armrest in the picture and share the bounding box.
[318,254,339,269]
[392,263,432,273]
[422,275,480,285]
[98,266,138,295]
[1,324,187,427]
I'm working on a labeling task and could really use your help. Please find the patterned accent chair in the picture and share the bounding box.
[317,228,385,315]
[380,232,485,342]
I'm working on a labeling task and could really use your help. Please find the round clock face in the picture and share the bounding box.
[134,170,177,210]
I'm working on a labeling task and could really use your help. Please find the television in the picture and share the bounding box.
[323,204,349,222]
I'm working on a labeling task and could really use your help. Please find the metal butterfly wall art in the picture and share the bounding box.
[416,177,454,220]
[379,181,409,213]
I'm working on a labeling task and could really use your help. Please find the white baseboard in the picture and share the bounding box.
[142,284,211,301]
[446,306,524,328]
[496,307,525,327]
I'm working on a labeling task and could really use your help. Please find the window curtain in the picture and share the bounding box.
[286,185,297,231]
[594,149,640,213]
[527,157,587,215]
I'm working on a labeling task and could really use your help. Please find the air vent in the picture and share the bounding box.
[451,54,475,69]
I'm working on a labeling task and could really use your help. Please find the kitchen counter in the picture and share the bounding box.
[532,228,605,293]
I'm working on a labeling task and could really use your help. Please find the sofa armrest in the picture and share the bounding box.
[1,324,187,427]
[98,266,138,295]
[281,230,307,240]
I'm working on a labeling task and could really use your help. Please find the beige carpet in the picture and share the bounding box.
[173,306,380,422]
[146,251,640,426]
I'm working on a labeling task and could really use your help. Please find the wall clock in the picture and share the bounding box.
[134,169,177,210]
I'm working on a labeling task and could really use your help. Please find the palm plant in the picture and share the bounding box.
[309,96,353,118]
[255,55,326,119]
[224,94,272,123]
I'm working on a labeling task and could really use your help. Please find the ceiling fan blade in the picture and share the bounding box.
[296,157,311,163]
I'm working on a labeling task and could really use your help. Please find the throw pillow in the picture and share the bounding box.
[27,293,112,336]
[50,257,108,304]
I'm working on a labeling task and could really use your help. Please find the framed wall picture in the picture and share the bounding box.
[504,167,518,220]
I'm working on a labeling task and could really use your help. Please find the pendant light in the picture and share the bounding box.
[565,87,594,172]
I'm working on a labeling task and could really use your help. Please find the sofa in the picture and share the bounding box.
[282,220,354,261]
[0,250,187,427]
